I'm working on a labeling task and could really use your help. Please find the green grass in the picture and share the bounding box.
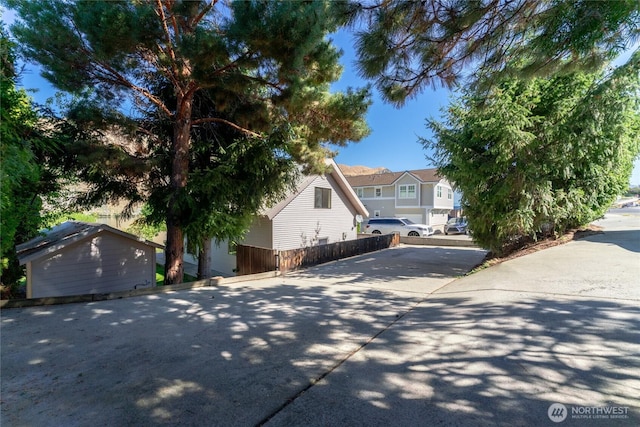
[156,264,164,285]
[155,264,197,285]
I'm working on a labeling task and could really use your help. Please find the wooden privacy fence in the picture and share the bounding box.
[236,233,400,276]
[236,245,277,276]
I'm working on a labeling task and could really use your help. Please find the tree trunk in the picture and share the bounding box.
[164,99,193,285]
[164,217,184,285]
[197,237,212,280]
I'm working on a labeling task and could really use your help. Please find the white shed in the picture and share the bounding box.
[17,221,163,299]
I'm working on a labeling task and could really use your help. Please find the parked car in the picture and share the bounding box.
[444,217,468,235]
[364,217,434,237]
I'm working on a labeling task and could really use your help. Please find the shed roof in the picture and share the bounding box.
[17,221,164,265]
[346,168,442,187]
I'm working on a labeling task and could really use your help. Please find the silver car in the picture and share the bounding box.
[364,217,434,237]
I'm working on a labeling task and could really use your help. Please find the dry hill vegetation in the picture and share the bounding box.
[338,164,391,176]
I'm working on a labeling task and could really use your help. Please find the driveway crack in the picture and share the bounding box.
[253,281,458,427]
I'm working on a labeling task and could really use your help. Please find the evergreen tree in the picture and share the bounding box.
[352,0,639,104]
[7,1,370,284]
[0,24,60,292]
[424,53,640,255]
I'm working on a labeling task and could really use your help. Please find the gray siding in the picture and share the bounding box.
[351,177,454,224]
[358,199,395,218]
[243,217,273,248]
[421,183,434,206]
[434,182,455,209]
[188,218,273,276]
[29,232,155,298]
[358,185,395,199]
[380,185,395,198]
[396,175,420,207]
[272,175,358,250]
[200,240,237,276]
[361,187,375,198]
[184,242,237,276]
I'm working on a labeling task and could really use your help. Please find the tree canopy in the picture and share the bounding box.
[425,52,640,255]
[353,0,640,104]
[7,0,371,284]
[0,24,61,292]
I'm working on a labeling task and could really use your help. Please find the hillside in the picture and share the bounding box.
[338,164,391,176]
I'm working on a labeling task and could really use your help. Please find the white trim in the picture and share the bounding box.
[359,196,395,201]
[327,159,368,217]
[398,184,417,199]
[392,171,422,186]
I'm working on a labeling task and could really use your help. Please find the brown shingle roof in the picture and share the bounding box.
[346,169,442,187]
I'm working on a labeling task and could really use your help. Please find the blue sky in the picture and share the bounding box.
[329,30,640,185]
[6,8,639,185]
[330,29,451,172]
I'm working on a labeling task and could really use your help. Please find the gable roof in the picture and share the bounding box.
[263,158,368,220]
[346,168,442,187]
[17,221,164,265]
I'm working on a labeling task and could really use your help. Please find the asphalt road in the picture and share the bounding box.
[1,210,638,426]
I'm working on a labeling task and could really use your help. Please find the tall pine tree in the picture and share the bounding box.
[8,1,370,284]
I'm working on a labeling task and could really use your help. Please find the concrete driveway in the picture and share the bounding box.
[1,213,639,426]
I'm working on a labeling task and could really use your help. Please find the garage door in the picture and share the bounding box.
[399,214,424,224]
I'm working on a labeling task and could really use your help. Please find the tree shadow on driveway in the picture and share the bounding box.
[286,245,488,288]
[268,295,640,427]
[0,282,423,426]
[2,281,638,426]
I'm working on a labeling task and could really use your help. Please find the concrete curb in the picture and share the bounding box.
[0,271,281,309]
[400,235,478,247]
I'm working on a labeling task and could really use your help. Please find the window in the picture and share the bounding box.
[356,188,364,198]
[374,210,381,217]
[314,187,331,209]
[437,185,442,198]
[375,187,382,197]
[447,188,453,200]
[399,184,416,199]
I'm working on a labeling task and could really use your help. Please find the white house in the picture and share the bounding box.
[185,159,369,276]
[17,221,163,298]
[346,169,455,232]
